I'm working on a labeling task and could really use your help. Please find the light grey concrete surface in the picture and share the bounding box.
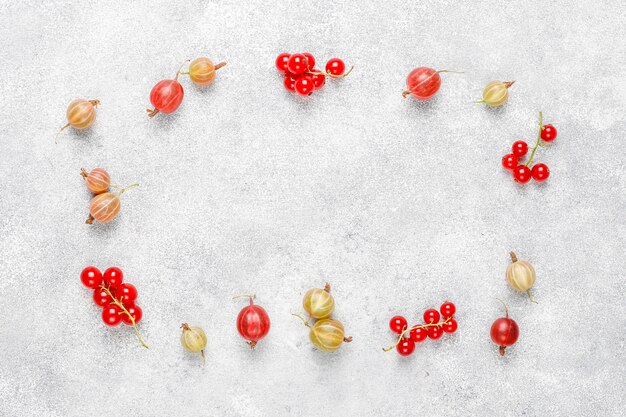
[1,1,625,416]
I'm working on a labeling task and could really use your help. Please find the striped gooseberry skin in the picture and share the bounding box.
[81,168,110,194]
[66,99,99,129]
[87,192,120,224]
[188,58,226,86]
[482,81,510,106]
[309,319,347,352]
[405,67,441,100]
[149,79,184,114]
[303,287,335,319]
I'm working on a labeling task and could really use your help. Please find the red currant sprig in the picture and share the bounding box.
[502,111,557,184]
[384,301,457,356]
[80,266,148,349]
[275,52,353,96]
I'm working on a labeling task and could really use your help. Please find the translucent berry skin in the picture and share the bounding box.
[389,316,408,334]
[410,326,428,342]
[188,57,219,86]
[490,317,519,348]
[325,58,345,76]
[439,301,456,318]
[149,79,184,114]
[80,266,102,289]
[427,325,444,340]
[103,267,124,289]
[287,54,309,75]
[121,304,143,325]
[93,287,113,307]
[115,283,138,305]
[283,74,297,92]
[512,141,529,157]
[405,67,441,100]
[442,318,458,333]
[82,168,110,194]
[423,308,441,324]
[102,304,123,326]
[396,338,415,356]
[531,163,550,181]
[294,75,315,96]
[513,165,532,184]
[275,53,291,73]
[502,154,519,170]
[66,99,99,129]
[302,52,315,70]
[310,70,326,89]
[541,124,557,142]
[88,193,121,223]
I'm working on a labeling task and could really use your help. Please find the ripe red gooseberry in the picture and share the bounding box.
[403,68,462,100]
[490,300,519,356]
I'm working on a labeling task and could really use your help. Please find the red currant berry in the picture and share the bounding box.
[294,75,315,96]
[283,74,297,92]
[396,338,415,356]
[287,53,309,75]
[102,304,123,326]
[121,304,143,325]
[302,52,315,70]
[310,70,326,90]
[423,309,440,324]
[389,316,408,334]
[409,326,428,343]
[115,283,138,305]
[325,58,345,76]
[531,163,550,182]
[513,165,532,184]
[80,266,102,289]
[93,287,113,308]
[439,301,456,318]
[275,53,291,73]
[442,318,458,333]
[502,154,518,170]
[427,325,444,340]
[103,267,124,289]
[512,141,528,157]
[541,124,557,142]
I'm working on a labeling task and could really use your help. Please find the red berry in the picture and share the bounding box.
[80,266,102,289]
[275,53,291,73]
[512,141,528,157]
[427,325,443,340]
[409,326,428,343]
[531,163,550,181]
[115,283,138,305]
[325,58,345,76]
[423,308,440,324]
[405,67,441,100]
[310,70,326,90]
[502,154,518,170]
[93,287,113,308]
[149,79,184,114]
[294,75,315,96]
[396,338,415,356]
[439,301,456,318]
[541,124,557,142]
[102,304,123,326]
[283,74,297,92]
[302,52,315,70]
[513,165,532,184]
[389,316,408,334]
[121,304,143,325]
[441,318,458,333]
[103,267,124,289]
[287,53,309,75]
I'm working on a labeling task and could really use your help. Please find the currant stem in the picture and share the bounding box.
[307,66,353,79]
[437,69,464,74]
[382,317,452,352]
[101,285,149,349]
[292,313,311,328]
[525,111,543,167]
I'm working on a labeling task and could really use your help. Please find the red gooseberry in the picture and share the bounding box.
[147,63,186,118]
[490,301,519,356]
[235,295,271,348]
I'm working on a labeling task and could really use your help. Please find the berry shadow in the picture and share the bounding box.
[404,94,440,115]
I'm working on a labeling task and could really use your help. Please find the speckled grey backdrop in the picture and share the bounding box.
[1,0,625,416]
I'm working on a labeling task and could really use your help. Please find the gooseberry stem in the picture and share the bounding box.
[54,123,70,144]
[101,285,149,349]
[174,60,191,81]
[233,294,256,304]
[111,183,139,196]
[495,298,509,318]
[307,66,353,79]
[525,111,543,167]
[402,69,463,98]
[324,282,331,293]
[291,313,311,328]
[382,317,452,352]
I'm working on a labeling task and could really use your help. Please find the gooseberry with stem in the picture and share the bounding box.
[302,282,335,319]
[402,67,463,100]
[490,299,519,356]
[477,80,515,107]
[55,99,100,143]
[81,167,110,195]
[147,62,186,118]
[86,183,139,224]
[180,57,226,86]
[292,314,352,352]
[234,294,271,348]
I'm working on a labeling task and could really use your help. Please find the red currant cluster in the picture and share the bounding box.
[502,112,557,184]
[384,301,457,356]
[275,52,352,96]
[80,266,148,348]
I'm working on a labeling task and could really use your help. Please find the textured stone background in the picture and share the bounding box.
[0,1,625,416]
